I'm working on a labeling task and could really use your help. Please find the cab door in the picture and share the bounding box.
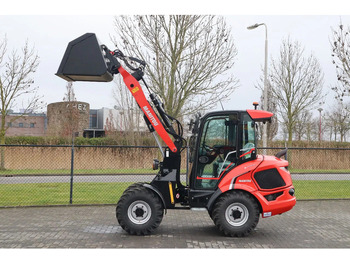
[192,113,239,190]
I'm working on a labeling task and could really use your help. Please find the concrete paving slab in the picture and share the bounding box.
[0,200,349,248]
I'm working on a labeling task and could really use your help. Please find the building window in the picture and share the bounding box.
[19,123,24,128]
[30,123,35,128]
[89,113,97,129]
[7,122,12,128]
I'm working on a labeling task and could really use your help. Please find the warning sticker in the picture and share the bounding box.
[131,86,139,93]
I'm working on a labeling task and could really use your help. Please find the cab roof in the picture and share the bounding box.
[246,109,273,122]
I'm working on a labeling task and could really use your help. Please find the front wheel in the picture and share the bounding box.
[212,191,259,237]
[116,184,164,235]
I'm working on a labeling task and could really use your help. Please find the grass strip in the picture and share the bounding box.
[293,180,350,199]
[290,169,350,174]
[0,180,349,207]
[0,182,132,206]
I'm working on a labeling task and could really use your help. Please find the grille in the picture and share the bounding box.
[254,168,286,189]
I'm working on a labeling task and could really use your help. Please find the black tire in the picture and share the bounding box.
[116,184,164,235]
[124,182,145,193]
[212,191,259,237]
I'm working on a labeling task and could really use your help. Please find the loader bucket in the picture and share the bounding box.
[56,33,113,82]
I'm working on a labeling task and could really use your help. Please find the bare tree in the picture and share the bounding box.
[269,37,324,146]
[63,81,76,102]
[113,77,145,145]
[305,117,319,142]
[324,109,340,142]
[293,110,313,141]
[327,21,350,142]
[324,112,337,142]
[325,101,350,142]
[61,82,80,137]
[112,15,238,119]
[330,21,350,104]
[0,36,41,169]
[104,109,117,136]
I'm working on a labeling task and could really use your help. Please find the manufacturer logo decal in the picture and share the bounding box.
[238,180,251,183]
[244,164,255,169]
[143,106,159,126]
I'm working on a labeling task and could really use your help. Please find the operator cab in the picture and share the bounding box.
[188,110,272,190]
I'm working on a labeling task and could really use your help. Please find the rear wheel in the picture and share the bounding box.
[116,184,164,235]
[212,191,259,237]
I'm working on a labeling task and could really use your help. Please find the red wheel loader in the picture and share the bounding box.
[56,33,296,237]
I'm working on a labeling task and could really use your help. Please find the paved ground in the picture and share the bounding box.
[0,200,349,248]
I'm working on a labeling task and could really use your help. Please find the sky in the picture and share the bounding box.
[1,1,350,118]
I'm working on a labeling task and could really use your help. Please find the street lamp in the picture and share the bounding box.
[247,23,268,154]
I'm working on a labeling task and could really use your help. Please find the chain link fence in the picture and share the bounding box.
[0,145,349,207]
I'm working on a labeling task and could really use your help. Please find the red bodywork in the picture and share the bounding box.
[118,66,177,153]
[218,155,296,218]
[247,109,273,122]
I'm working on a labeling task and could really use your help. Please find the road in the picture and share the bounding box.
[1,173,350,184]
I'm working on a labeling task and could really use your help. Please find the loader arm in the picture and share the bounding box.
[56,32,180,153]
[117,65,178,153]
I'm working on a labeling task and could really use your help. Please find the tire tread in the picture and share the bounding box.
[116,183,163,235]
[212,191,259,237]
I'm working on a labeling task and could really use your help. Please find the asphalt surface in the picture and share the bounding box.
[0,200,349,248]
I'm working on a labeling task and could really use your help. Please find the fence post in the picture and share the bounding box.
[69,133,77,204]
[186,146,189,186]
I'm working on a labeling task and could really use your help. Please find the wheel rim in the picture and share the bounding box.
[225,202,249,227]
[127,200,152,225]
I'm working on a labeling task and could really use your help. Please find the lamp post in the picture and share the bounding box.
[247,23,268,155]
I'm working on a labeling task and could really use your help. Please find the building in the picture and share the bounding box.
[2,111,46,137]
[47,101,90,137]
[3,104,147,138]
[84,107,147,138]
[84,108,105,138]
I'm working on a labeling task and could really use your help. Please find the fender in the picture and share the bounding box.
[207,156,263,212]
[142,183,167,214]
[206,188,223,211]
[206,184,259,212]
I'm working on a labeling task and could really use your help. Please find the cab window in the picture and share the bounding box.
[240,113,256,160]
[195,114,238,189]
